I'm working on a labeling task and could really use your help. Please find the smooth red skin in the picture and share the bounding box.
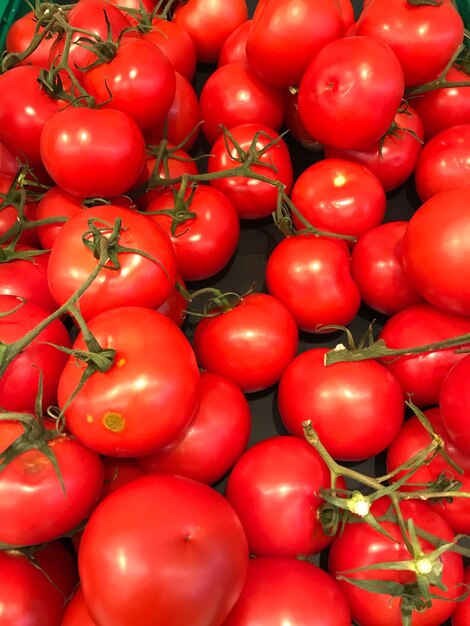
[82,40,176,131]
[0,66,62,168]
[5,11,57,68]
[266,235,361,333]
[403,188,470,316]
[452,566,470,626]
[156,276,187,328]
[47,205,177,321]
[356,0,464,87]
[410,67,470,140]
[387,407,470,534]
[62,588,96,626]
[246,0,343,88]
[143,18,196,82]
[329,498,464,626]
[324,104,424,192]
[351,221,424,316]
[415,124,470,201]
[0,142,19,177]
[36,186,85,249]
[58,307,200,457]
[194,293,298,393]
[173,0,248,64]
[218,20,253,67]
[207,122,293,219]
[148,186,240,281]
[40,108,145,198]
[284,89,323,152]
[298,36,405,151]
[0,542,78,626]
[440,355,470,456]
[0,296,71,414]
[378,304,470,407]
[290,158,386,239]
[223,557,351,626]
[143,72,200,152]
[99,457,144,502]
[199,63,285,146]
[0,174,39,247]
[0,421,103,546]
[79,474,249,626]
[278,348,404,461]
[105,0,156,23]
[253,0,270,22]
[139,372,251,485]
[337,0,355,30]
[225,436,343,557]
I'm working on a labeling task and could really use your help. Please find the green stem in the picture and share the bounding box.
[406,43,468,97]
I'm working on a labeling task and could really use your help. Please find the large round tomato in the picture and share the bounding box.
[440,354,470,456]
[5,10,57,68]
[79,474,249,626]
[142,17,196,81]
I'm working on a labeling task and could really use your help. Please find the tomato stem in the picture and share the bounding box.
[406,43,469,97]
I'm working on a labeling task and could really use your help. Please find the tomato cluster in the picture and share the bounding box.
[0,0,469,624]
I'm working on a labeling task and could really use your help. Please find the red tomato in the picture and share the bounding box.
[290,158,386,240]
[218,19,253,67]
[207,122,293,220]
[415,124,470,201]
[47,205,177,321]
[265,235,361,333]
[337,0,355,31]
[440,354,470,456]
[298,36,404,150]
[142,17,197,81]
[225,436,344,557]
[284,88,323,152]
[403,188,470,316]
[194,293,298,393]
[0,141,19,177]
[356,0,464,87]
[452,566,470,626]
[173,0,248,64]
[138,372,251,485]
[278,348,404,461]
[99,457,144,501]
[199,63,285,146]
[105,0,156,23]
[79,474,249,626]
[351,221,424,316]
[5,10,57,68]
[156,275,187,328]
[329,498,464,626]
[253,0,270,22]
[40,108,146,198]
[222,557,351,626]
[36,186,85,249]
[62,587,96,626]
[378,304,470,407]
[0,173,39,247]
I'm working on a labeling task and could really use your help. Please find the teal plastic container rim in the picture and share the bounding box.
[0,0,30,54]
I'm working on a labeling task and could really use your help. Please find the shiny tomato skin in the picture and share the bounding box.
[156,276,187,328]
[222,557,351,626]
[47,205,177,321]
[378,304,470,407]
[199,63,285,146]
[79,474,249,626]
[265,235,361,333]
[194,293,298,393]
[0,141,19,177]
[337,0,355,30]
[62,587,96,626]
[284,88,323,152]
[278,348,404,461]
[298,36,404,150]
[142,18,196,81]
[351,221,424,316]
[452,566,470,626]
[138,372,251,485]
[58,307,200,457]
[440,354,470,456]
[403,188,470,316]
[99,457,144,502]
[5,11,57,68]
[36,186,85,249]
[218,19,253,67]
[415,124,470,201]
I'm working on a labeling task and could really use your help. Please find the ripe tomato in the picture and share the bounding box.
[62,587,96,626]
[452,566,470,626]
[98,456,144,503]
[0,141,19,177]
[36,186,86,249]
[284,88,323,152]
[5,10,57,68]
[58,307,200,457]
[193,293,298,393]
[440,354,470,456]
[298,36,404,150]
[142,17,197,81]
[218,19,253,67]
[79,474,249,626]
[278,348,404,461]
[0,174,39,247]
[265,235,361,333]
[156,275,187,328]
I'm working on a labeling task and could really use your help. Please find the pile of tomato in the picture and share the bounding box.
[0,0,469,624]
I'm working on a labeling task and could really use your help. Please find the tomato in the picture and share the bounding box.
[329,498,464,626]
[265,235,361,333]
[284,88,323,152]
[79,474,249,626]
[351,221,424,316]
[47,205,177,321]
[36,186,86,249]
[207,122,293,220]
[278,348,404,461]
[337,0,355,31]
[199,63,285,146]
[387,407,470,535]
[148,185,240,281]
[290,158,386,240]
[222,557,351,626]
[403,188,470,316]
[218,19,253,67]
[138,372,251,485]
[452,566,470,626]
[414,124,470,201]
[0,173,40,247]
[99,457,144,501]
[104,0,156,24]
[40,108,146,198]
[156,275,187,328]
[440,354,470,456]
[5,10,57,68]
[253,0,270,22]
[324,104,424,192]
[194,293,298,393]
[173,0,248,64]
[378,304,470,407]
[142,17,197,81]
[356,0,464,87]
[62,587,96,626]
[0,142,19,178]
[298,36,404,150]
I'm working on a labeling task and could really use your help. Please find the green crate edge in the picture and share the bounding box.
[0,0,29,53]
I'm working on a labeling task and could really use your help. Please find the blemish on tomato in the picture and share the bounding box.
[116,358,126,367]
[86,414,94,423]
[103,412,125,432]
